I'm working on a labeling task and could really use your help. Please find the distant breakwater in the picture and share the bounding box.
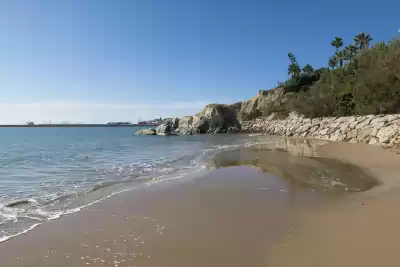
[0,124,157,128]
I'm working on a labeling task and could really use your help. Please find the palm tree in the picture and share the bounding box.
[335,51,346,68]
[353,32,373,50]
[343,45,358,60]
[328,56,338,70]
[287,52,301,78]
[349,45,358,56]
[288,63,301,78]
[302,64,314,73]
[288,52,296,62]
[330,37,344,53]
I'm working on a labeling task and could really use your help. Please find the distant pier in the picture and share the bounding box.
[0,119,164,128]
[0,123,159,128]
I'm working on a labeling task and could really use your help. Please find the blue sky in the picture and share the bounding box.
[0,0,399,123]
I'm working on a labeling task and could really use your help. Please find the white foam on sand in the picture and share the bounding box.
[0,163,208,244]
[0,138,263,244]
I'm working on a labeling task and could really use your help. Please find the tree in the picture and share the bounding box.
[273,32,400,119]
[343,45,358,60]
[288,63,301,78]
[335,51,346,68]
[353,32,373,50]
[328,56,338,69]
[288,52,296,62]
[287,53,301,78]
[331,37,344,53]
[302,64,314,73]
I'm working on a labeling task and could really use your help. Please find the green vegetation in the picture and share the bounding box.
[263,32,400,118]
[287,52,301,78]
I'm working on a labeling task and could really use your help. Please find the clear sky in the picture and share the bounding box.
[0,0,399,124]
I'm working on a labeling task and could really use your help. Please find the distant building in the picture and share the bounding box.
[137,118,163,126]
[107,122,132,125]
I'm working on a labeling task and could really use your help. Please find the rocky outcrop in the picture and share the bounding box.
[197,104,240,133]
[241,113,400,147]
[177,116,194,135]
[137,104,241,136]
[135,88,400,147]
[135,128,156,135]
[156,117,180,135]
[178,104,240,134]
[230,88,286,121]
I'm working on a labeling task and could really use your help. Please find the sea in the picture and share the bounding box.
[0,127,378,244]
[0,127,261,242]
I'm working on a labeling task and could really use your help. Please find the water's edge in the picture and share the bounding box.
[0,135,265,243]
[0,135,381,244]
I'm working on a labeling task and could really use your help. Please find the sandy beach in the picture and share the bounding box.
[268,141,400,267]
[0,165,309,267]
[1,138,400,267]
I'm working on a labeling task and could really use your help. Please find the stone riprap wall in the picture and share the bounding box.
[241,114,400,147]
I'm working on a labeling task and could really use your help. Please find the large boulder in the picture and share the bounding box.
[177,116,194,135]
[136,128,156,135]
[156,117,180,135]
[177,104,240,134]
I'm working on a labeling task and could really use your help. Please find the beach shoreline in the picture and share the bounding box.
[0,165,307,267]
[1,137,400,266]
[267,140,400,266]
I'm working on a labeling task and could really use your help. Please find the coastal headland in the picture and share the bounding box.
[136,36,400,149]
[136,93,400,149]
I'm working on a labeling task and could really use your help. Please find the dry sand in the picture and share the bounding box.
[1,139,400,267]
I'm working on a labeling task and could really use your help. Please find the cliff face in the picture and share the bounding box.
[229,88,285,121]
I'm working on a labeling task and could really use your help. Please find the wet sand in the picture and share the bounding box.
[268,140,400,267]
[1,138,400,267]
[0,164,324,267]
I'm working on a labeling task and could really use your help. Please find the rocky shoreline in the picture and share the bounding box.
[136,104,241,136]
[136,89,400,148]
[137,108,400,148]
[241,113,400,148]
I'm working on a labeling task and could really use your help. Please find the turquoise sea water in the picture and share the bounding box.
[0,127,257,242]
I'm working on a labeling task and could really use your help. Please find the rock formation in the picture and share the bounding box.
[136,104,241,136]
[229,88,285,121]
[155,117,180,135]
[241,113,400,147]
[135,90,400,148]
[135,128,156,135]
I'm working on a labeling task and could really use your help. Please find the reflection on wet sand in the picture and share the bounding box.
[211,138,378,195]
[266,140,400,267]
